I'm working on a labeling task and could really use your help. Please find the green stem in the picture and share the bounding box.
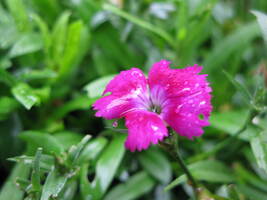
[174,147,198,189]
[172,133,198,198]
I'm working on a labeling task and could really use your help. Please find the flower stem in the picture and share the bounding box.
[173,147,198,190]
[171,133,198,197]
[159,132,199,198]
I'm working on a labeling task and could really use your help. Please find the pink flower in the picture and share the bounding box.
[93,60,212,152]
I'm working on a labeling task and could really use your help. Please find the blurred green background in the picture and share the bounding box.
[0,0,267,199]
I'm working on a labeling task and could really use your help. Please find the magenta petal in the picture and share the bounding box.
[103,68,147,96]
[148,60,207,98]
[124,110,168,152]
[162,85,212,139]
[93,95,133,120]
[92,68,148,120]
[164,110,210,139]
[149,60,213,139]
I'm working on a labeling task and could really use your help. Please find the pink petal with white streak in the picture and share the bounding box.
[92,68,148,119]
[125,110,168,152]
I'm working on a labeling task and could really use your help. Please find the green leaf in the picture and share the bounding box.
[165,160,234,191]
[80,163,94,200]
[15,178,31,192]
[103,3,175,47]
[6,0,30,32]
[0,68,17,87]
[30,0,60,24]
[223,70,252,106]
[93,134,126,198]
[0,114,23,162]
[0,163,30,200]
[237,184,267,200]
[250,131,267,173]
[20,69,57,81]
[8,154,55,172]
[252,10,267,44]
[0,22,19,49]
[210,110,257,141]
[31,148,42,191]
[104,172,155,200]
[227,185,241,200]
[234,162,267,193]
[40,168,69,200]
[9,33,43,58]
[84,75,114,98]
[31,13,51,61]
[54,131,83,150]
[51,11,71,64]
[57,180,77,200]
[138,148,171,184]
[12,83,41,110]
[77,137,108,164]
[67,135,91,165]
[92,48,118,76]
[49,95,94,121]
[0,97,19,120]
[203,22,260,74]
[0,57,11,69]
[57,20,90,82]
[92,24,137,68]
[19,131,64,155]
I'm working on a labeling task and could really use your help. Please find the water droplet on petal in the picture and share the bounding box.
[131,71,142,77]
[199,101,206,105]
[182,87,191,92]
[176,104,183,113]
[165,84,170,89]
[112,121,118,128]
[151,125,159,131]
[188,99,193,104]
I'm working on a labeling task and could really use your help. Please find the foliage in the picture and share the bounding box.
[0,0,267,199]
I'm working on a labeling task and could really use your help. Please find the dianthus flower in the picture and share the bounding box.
[93,60,212,152]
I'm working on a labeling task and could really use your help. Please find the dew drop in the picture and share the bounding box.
[252,116,260,125]
[112,120,118,128]
[199,101,206,105]
[188,99,193,104]
[176,104,183,113]
[165,84,170,89]
[182,87,191,92]
[151,125,159,131]
[131,71,142,77]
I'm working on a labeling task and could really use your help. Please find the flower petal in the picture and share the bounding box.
[149,60,213,138]
[162,91,212,138]
[163,110,210,139]
[93,95,133,119]
[103,68,147,96]
[148,60,208,98]
[92,68,148,119]
[124,110,168,152]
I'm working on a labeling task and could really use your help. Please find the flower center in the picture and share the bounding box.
[134,85,166,115]
[149,104,162,114]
